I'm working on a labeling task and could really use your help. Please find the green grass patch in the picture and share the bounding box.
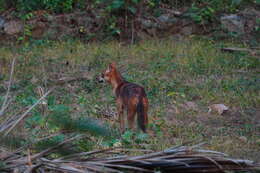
[0,38,259,161]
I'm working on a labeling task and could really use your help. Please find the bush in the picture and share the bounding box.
[184,0,257,24]
[17,0,74,13]
[0,0,85,13]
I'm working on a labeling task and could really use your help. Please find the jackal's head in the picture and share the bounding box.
[98,62,117,83]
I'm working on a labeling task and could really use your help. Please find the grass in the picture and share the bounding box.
[0,37,259,161]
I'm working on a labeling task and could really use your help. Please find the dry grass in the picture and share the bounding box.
[0,38,259,163]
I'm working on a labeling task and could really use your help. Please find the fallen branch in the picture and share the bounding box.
[2,87,54,136]
[55,76,89,85]
[1,143,259,173]
[221,47,253,52]
[221,47,260,56]
[0,58,15,117]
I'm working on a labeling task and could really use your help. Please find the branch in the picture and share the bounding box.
[3,88,54,136]
[0,58,15,117]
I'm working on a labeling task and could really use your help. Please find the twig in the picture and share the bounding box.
[221,47,252,52]
[35,133,63,142]
[56,146,121,161]
[54,76,89,85]
[30,135,83,160]
[0,105,26,132]
[131,20,134,45]
[0,58,15,117]
[3,88,54,136]
[4,135,83,169]
[0,97,14,118]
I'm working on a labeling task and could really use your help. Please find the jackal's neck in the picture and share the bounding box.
[110,70,124,94]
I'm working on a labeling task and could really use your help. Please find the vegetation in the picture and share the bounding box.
[0,37,259,163]
[1,0,259,36]
[0,0,259,172]
[0,0,258,14]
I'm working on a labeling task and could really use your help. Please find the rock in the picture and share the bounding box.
[158,14,177,24]
[241,8,260,18]
[239,136,247,143]
[158,14,170,23]
[141,19,157,29]
[31,22,48,38]
[0,16,5,29]
[4,20,24,35]
[241,8,260,33]
[220,8,260,35]
[220,14,245,34]
[181,26,193,35]
[208,104,229,115]
[46,15,55,22]
[157,14,178,30]
[142,14,178,30]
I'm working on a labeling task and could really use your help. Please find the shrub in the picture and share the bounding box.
[0,0,85,13]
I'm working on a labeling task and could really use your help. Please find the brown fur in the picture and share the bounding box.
[100,63,148,133]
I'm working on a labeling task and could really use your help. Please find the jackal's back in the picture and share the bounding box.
[116,82,147,104]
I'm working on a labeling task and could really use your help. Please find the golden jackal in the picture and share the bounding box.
[99,63,148,133]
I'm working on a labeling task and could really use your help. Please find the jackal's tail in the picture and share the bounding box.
[137,97,148,133]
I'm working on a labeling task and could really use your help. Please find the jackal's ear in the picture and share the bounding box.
[109,62,116,69]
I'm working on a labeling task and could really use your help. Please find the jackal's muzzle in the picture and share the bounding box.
[97,73,105,83]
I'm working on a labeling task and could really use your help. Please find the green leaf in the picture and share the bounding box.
[207,7,215,14]
[135,133,148,143]
[128,6,137,14]
[50,104,70,113]
[17,36,24,41]
[26,112,43,126]
[232,0,242,5]
[131,0,139,3]
[122,130,134,144]
[110,0,124,10]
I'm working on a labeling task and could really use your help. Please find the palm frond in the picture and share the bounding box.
[1,140,259,173]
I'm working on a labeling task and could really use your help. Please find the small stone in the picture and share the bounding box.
[158,14,170,23]
[239,136,247,143]
[0,16,5,29]
[220,14,245,34]
[4,20,24,35]
[208,104,229,115]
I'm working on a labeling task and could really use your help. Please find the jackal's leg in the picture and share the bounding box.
[143,97,149,127]
[116,99,125,133]
[127,105,137,131]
